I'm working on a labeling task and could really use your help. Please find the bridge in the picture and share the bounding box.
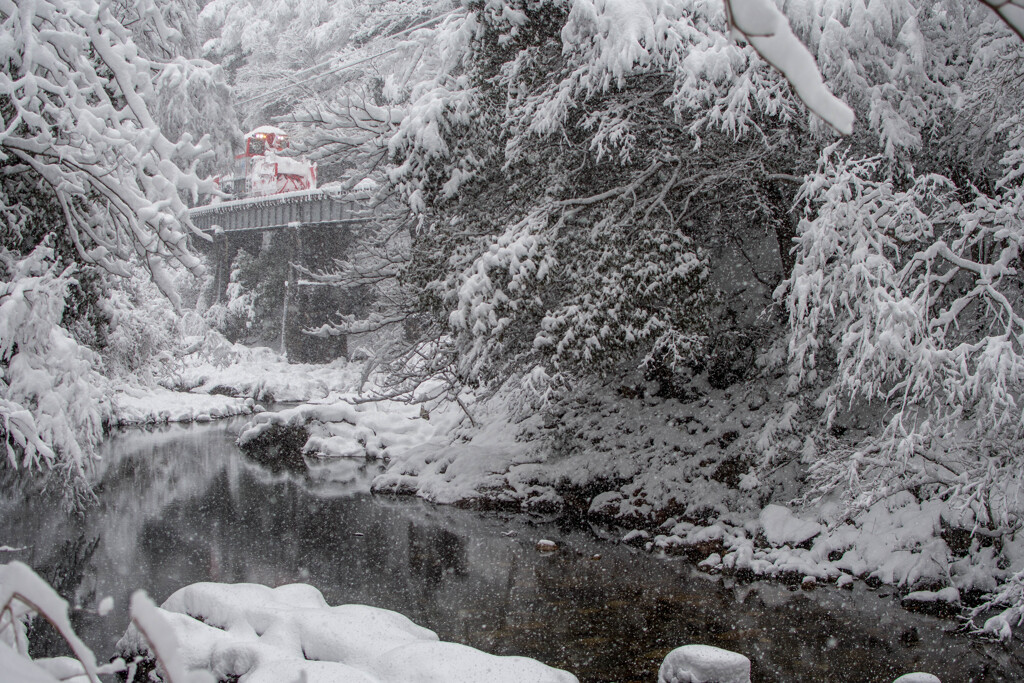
[189,188,375,235]
[188,188,385,363]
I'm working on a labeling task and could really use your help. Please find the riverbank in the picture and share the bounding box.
[105,337,363,427]
[104,343,1024,645]
[2,416,1018,681]
[235,372,1024,641]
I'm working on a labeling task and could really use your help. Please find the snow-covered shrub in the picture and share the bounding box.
[101,266,183,381]
[1,560,212,683]
[204,249,258,342]
[223,250,258,332]
[972,568,1024,640]
[0,245,105,501]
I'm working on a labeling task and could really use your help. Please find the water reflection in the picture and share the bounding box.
[26,535,100,659]
[1,418,1021,682]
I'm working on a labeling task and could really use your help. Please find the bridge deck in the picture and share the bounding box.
[189,189,373,234]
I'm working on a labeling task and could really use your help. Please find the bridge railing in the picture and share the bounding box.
[189,189,374,234]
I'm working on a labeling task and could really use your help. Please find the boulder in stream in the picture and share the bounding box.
[658,644,751,683]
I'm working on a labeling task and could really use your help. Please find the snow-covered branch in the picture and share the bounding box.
[724,0,854,134]
[1,0,217,300]
[782,149,1024,527]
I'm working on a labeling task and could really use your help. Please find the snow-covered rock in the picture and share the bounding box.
[658,645,751,683]
[901,587,961,617]
[892,674,941,683]
[237,396,437,461]
[902,587,960,605]
[758,505,822,547]
[116,582,578,683]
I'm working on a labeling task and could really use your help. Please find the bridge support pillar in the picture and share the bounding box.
[215,234,230,304]
[279,224,303,359]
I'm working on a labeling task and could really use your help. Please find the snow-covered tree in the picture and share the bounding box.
[100,264,187,380]
[1,0,219,292]
[199,0,451,133]
[205,248,258,341]
[784,93,1024,641]
[193,0,1024,639]
[119,0,240,178]
[197,0,462,378]
[765,4,1024,635]
[1,0,227,495]
[783,151,1024,515]
[387,0,870,400]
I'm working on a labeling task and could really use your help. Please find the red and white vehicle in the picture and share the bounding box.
[215,125,317,198]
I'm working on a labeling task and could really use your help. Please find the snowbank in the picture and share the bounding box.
[171,350,362,403]
[115,582,578,683]
[373,414,560,508]
[364,379,770,518]
[365,378,1024,629]
[109,386,255,426]
[238,393,561,508]
[106,335,364,429]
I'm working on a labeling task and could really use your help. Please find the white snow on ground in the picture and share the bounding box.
[374,412,561,508]
[238,392,563,509]
[109,385,255,426]
[104,335,365,429]
[658,644,750,683]
[115,582,578,683]
[169,342,363,402]
[667,490,1003,591]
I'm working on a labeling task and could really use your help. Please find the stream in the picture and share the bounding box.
[1,417,1021,682]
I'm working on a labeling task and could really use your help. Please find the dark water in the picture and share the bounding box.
[1,418,1022,682]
